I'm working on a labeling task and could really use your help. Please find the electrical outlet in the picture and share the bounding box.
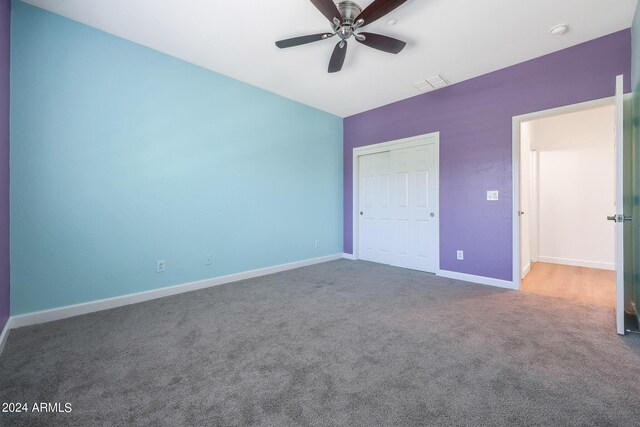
[156,260,166,273]
[487,190,499,201]
[315,240,320,248]
[206,255,213,265]
[456,250,464,260]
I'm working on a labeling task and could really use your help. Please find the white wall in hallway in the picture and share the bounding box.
[531,105,615,270]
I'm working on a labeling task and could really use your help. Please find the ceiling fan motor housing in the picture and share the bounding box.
[337,1,362,24]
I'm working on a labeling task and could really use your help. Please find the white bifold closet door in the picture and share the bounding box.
[358,144,438,273]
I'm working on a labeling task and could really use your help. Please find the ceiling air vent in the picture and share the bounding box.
[414,75,449,92]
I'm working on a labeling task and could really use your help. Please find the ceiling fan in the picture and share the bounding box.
[275,0,408,73]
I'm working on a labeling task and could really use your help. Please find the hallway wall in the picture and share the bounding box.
[530,105,615,270]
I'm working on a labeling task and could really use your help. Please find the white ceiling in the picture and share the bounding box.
[23,0,639,117]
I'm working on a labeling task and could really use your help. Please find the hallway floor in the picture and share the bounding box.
[521,262,615,308]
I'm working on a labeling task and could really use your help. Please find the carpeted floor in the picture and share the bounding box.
[1,259,640,426]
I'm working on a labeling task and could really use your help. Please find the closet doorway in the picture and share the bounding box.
[353,133,440,273]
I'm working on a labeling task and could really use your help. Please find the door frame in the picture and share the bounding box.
[511,96,616,291]
[352,132,440,271]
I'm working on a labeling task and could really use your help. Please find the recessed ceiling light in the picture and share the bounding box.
[387,18,398,26]
[549,24,569,35]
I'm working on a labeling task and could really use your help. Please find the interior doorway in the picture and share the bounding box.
[516,101,616,308]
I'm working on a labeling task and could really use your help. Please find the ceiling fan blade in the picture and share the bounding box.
[310,0,342,25]
[276,33,333,49]
[355,0,408,27]
[356,32,406,54]
[328,40,347,73]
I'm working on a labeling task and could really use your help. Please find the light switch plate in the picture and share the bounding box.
[487,191,499,201]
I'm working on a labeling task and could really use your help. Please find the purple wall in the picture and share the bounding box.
[0,0,9,332]
[344,30,632,281]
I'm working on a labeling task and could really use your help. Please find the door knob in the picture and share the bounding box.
[360,211,363,216]
[518,211,525,216]
[607,215,632,222]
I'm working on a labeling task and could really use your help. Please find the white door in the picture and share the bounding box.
[611,74,629,335]
[358,151,393,265]
[519,123,532,279]
[358,142,439,272]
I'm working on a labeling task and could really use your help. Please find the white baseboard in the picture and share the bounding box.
[521,263,531,279]
[0,317,11,357]
[537,256,614,271]
[342,253,356,260]
[437,270,515,290]
[10,253,343,329]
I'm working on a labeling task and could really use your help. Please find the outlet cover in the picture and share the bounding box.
[487,191,499,201]
[456,250,464,260]
[156,260,166,273]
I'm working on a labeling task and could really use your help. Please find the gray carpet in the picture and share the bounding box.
[1,259,640,426]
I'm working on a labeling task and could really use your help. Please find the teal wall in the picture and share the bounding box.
[10,1,343,315]
[633,3,640,318]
